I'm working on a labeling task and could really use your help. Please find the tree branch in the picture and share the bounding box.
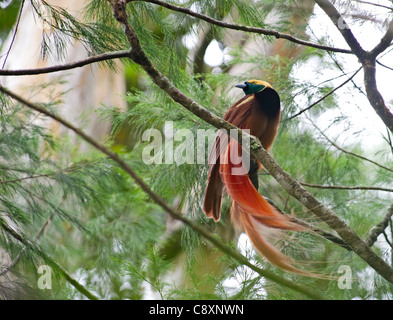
[0,85,326,300]
[1,0,25,69]
[105,0,393,284]
[314,0,365,58]
[301,182,393,193]
[314,0,393,133]
[0,161,98,185]
[365,204,393,247]
[383,231,393,251]
[362,58,393,132]
[377,59,393,71]
[371,19,393,58]
[0,50,131,76]
[126,0,352,54]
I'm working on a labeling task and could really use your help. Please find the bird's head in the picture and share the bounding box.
[235,80,273,95]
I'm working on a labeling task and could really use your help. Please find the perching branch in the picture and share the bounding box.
[0,50,131,76]
[126,0,352,54]
[0,85,326,300]
[107,0,393,284]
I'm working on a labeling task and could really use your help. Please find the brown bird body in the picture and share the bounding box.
[203,80,281,222]
[203,80,312,276]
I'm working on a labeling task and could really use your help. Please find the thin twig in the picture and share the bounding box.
[0,213,54,276]
[382,231,393,249]
[377,59,393,71]
[286,67,362,120]
[0,171,64,185]
[126,0,352,54]
[0,50,131,76]
[306,24,366,97]
[365,204,393,247]
[309,117,393,174]
[301,182,393,193]
[352,0,393,11]
[1,0,25,69]
[0,162,97,185]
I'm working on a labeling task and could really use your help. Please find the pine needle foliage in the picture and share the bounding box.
[0,0,393,300]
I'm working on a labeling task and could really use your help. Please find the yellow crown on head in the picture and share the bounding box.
[235,80,273,95]
[247,80,273,89]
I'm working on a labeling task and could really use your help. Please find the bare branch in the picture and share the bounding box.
[382,231,393,250]
[0,50,131,76]
[362,59,393,132]
[371,20,393,58]
[377,59,393,71]
[126,0,352,54]
[0,162,99,185]
[352,0,393,11]
[301,182,393,193]
[365,204,393,247]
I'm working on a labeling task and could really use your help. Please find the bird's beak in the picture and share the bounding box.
[235,83,247,89]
